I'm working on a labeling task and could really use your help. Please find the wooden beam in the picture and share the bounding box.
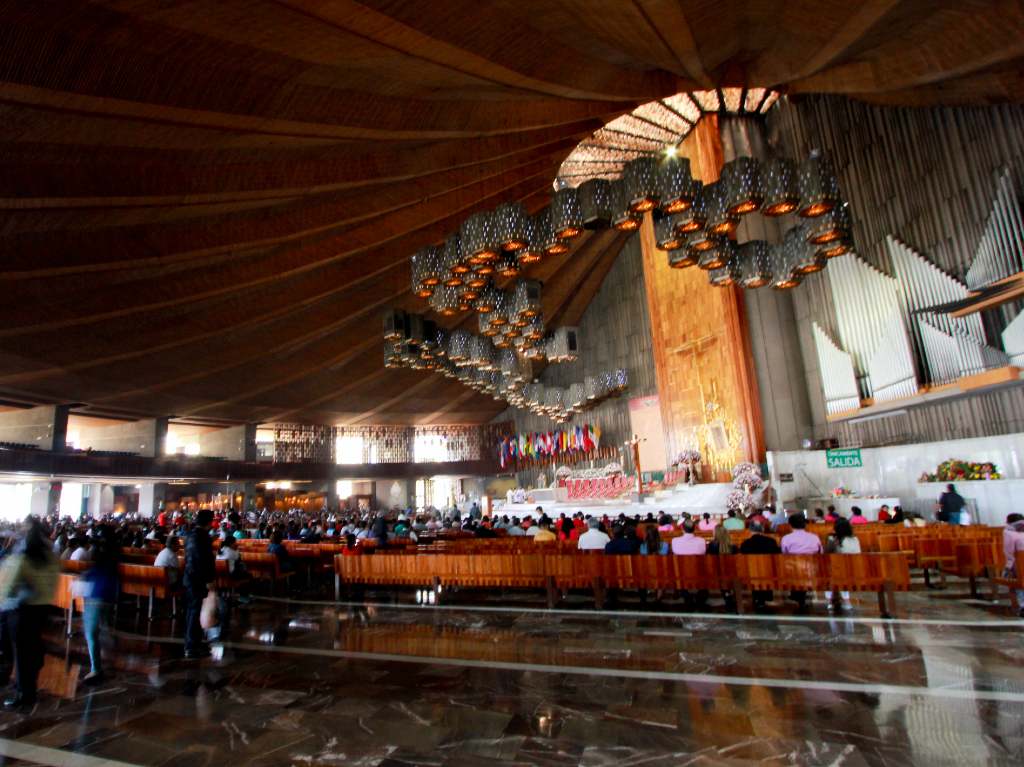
[791,0,901,80]
[633,0,712,87]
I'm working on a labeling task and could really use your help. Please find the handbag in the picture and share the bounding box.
[199,588,219,630]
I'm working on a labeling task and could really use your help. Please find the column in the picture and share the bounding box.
[137,483,167,518]
[719,116,814,452]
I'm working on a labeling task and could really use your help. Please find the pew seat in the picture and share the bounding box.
[335,553,910,617]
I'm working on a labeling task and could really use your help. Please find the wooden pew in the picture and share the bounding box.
[943,539,1001,598]
[240,552,293,594]
[334,552,910,617]
[118,563,178,620]
[51,573,82,636]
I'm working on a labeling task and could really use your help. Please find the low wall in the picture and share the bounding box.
[768,433,1024,525]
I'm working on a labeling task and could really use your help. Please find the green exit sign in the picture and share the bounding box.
[826,448,862,468]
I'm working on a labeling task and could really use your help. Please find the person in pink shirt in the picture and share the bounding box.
[697,513,716,532]
[671,520,707,555]
[657,512,674,532]
[849,506,869,525]
[780,514,822,610]
[1002,514,1024,617]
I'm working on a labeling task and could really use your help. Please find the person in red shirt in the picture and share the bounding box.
[341,533,362,556]
[157,509,168,528]
[877,504,891,522]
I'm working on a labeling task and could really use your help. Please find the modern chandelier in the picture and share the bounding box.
[385,88,850,420]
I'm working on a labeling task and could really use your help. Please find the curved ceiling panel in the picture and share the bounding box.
[1,0,1020,425]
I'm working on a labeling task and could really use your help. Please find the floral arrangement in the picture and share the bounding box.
[726,488,758,512]
[731,461,764,492]
[675,448,702,466]
[918,459,1000,483]
[832,485,851,497]
[731,462,760,479]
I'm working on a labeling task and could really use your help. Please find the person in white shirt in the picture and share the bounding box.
[577,518,611,550]
[69,538,93,562]
[153,536,181,586]
[824,519,861,610]
[217,535,241,574]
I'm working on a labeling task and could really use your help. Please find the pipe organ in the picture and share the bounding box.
[1002,312,1024,367]
[866,314,918,403]
[965,168,1024,290]
[886,235,1006,383]
[827,252,903,399]
[812,323,860,415]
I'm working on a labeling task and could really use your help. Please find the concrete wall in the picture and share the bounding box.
[768,432,1024,525]
[197,424,255,460]
[76,418,165,457]
[0,405,68,451]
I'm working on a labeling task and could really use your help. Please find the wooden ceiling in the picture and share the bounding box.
[1,0,1021,427]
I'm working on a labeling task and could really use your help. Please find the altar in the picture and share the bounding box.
[494,481,736,521]
[803,497,901,521]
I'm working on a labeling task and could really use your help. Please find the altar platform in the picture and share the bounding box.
[495,482,735,521]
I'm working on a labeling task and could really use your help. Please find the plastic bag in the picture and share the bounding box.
[199,589,218,629]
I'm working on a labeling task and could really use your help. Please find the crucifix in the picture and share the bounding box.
[624,433,644,495]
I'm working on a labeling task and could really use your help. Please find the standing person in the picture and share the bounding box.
[79,529,119,684]
[779,513,823,610]
[1002,514,1024,617]
[824,518,860,611]
[0,518,59,708]
[937,483,965,525]
[183,509,215,659]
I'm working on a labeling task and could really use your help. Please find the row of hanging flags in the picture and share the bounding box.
[498,424,602,469]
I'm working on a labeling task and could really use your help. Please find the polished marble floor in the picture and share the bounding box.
[0,582,1022,766]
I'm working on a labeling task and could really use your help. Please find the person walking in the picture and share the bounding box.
[78,528,119,684]
[183,509,215,659]
[0,518,59,708]
[936,483,965,525]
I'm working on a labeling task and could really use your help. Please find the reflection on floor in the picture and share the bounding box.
[0,583,1022,766]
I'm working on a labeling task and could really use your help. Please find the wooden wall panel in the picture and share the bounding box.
[638,116,764,479]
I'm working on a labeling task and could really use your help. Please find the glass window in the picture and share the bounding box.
[414,433,448,463]
[336,435,363,465]
[336,480,353,498]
